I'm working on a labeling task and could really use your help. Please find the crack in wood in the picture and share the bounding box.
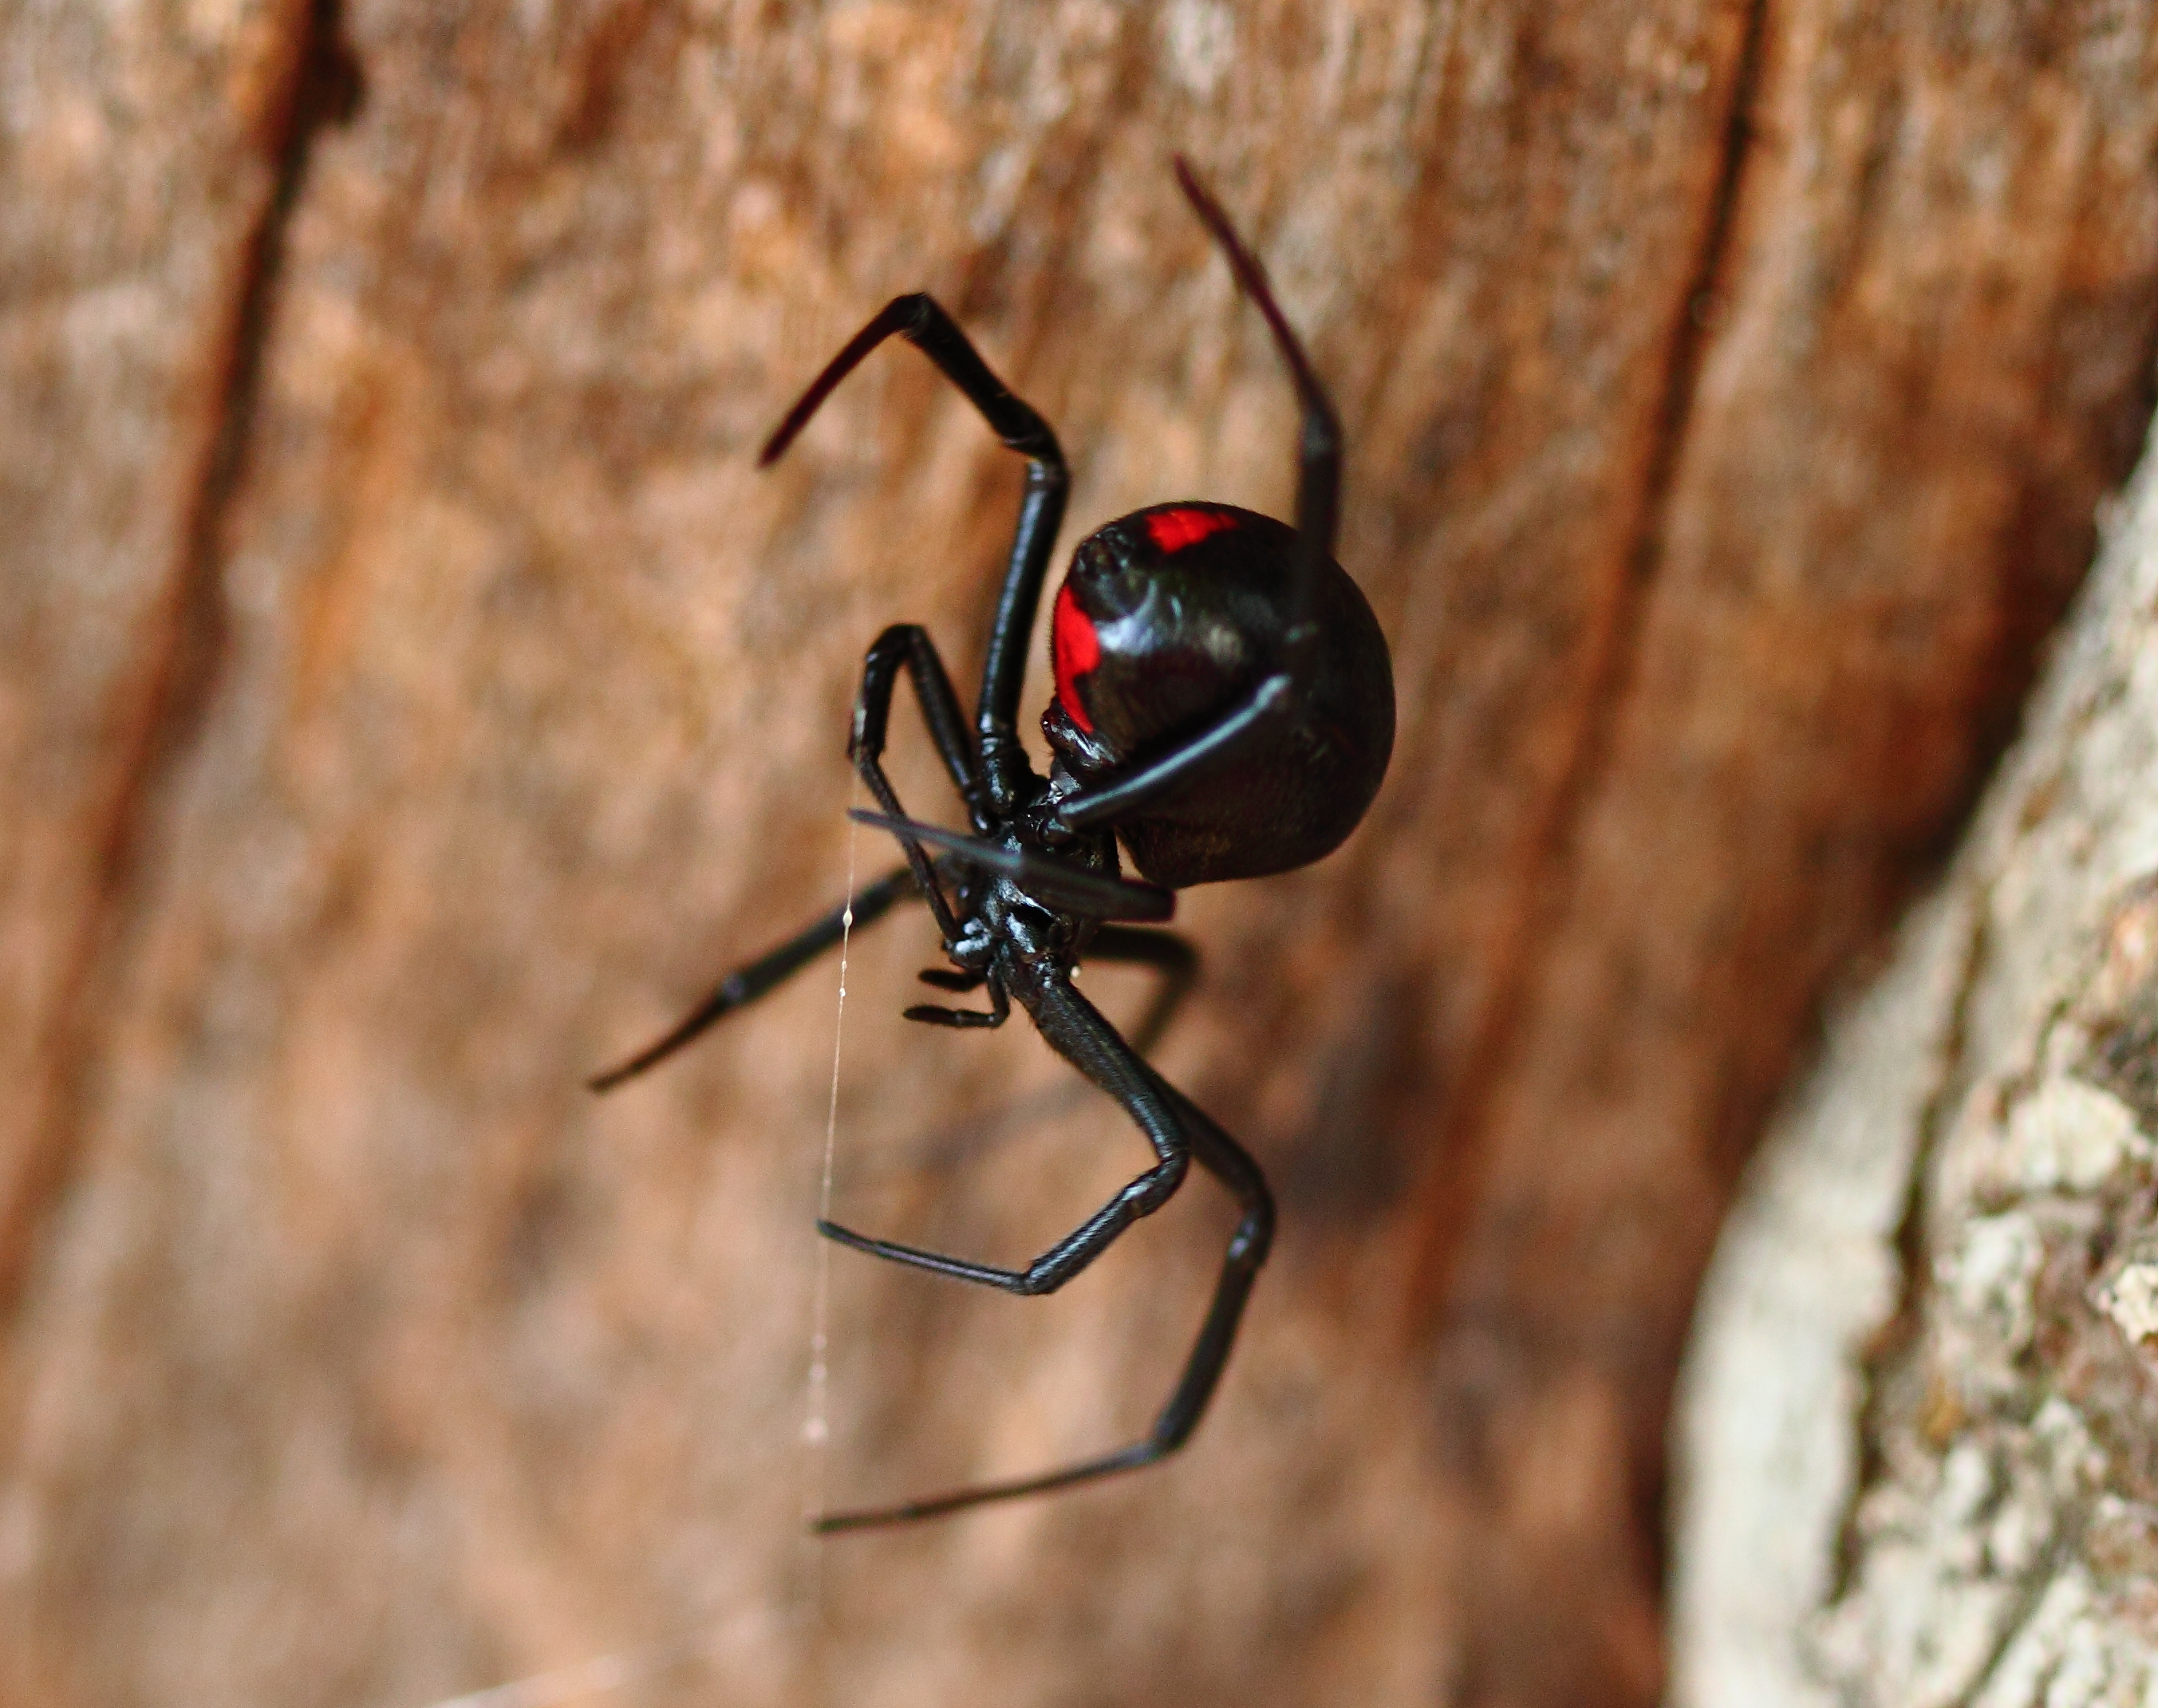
[0,0,364,1322]
[1410,0,1774,1318]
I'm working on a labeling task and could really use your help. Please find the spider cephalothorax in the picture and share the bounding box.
[591,160,1394,1531]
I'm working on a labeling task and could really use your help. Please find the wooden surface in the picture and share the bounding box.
[5,3,2158,1705]
[1673,416,2158,1708]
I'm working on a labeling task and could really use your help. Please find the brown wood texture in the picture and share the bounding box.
[4,3,2156,1705]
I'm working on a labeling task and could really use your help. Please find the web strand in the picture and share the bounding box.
[802,801,859,1533]
[409,811,864,1708]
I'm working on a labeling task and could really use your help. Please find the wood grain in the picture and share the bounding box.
[2,2,2156,1704]
[0,0,311,1298]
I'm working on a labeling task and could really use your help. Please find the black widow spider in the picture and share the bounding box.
[591,160,1394,1532]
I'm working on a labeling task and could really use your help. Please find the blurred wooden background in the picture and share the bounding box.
[6,2,2158,1704]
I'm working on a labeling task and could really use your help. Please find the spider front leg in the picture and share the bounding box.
[759,292,1069,815]
[587,861,925,1091]
[815,976,1272,1532]
[849,622,984,943]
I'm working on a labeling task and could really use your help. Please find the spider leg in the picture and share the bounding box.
[855,623,987,829]
[593,619,984,1093]
[1173,156,1339,652]
[816,972,1187,1298]
[588,861,924,1091]
[762,294,1067,813]
[814,1009,1272,1533]
[1051,160,1342,836]
[848,629,983,943]
[849,810,1174,922]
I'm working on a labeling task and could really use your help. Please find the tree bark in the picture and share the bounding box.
[1674,416,2158,1707]
[6,4,2158,1706]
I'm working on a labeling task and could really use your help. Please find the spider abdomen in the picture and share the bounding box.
[1043,503,1394,888]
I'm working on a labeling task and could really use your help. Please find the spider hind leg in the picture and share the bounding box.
[811,976,1272,1532]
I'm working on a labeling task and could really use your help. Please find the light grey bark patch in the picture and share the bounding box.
[1673,419,2158,1707]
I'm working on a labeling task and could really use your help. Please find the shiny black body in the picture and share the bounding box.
[590,160,1395,1532]
[1048,502,1392,886]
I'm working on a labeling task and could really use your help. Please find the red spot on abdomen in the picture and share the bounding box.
[1051,582,1101,732]
[1145,507,1237,553]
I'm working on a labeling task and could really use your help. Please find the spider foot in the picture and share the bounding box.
[816,1218,1027,1292]
[812,1440,1162,1533]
